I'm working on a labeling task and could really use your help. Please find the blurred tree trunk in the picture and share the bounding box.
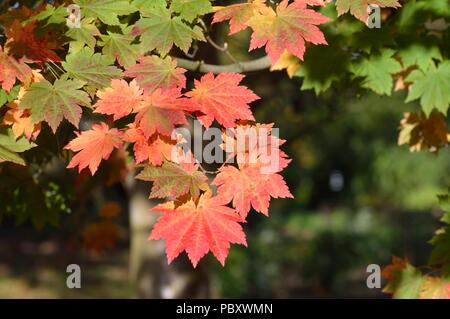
[127,177,211,298]
[126,40,219,298]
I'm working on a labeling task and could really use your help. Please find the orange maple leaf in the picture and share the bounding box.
[420,277,450,299]
[212,0,268,35]
[65,123,124,175]
[221,123,292,173]
[247,0,330,62]
[213,162,293,219]
[133,88,189,138]
[124,124,180,165]
[94,79,144,121]
[147,135,179,166]
[185,73,259,128]
[150,191,247,267]
[3,101,41,140]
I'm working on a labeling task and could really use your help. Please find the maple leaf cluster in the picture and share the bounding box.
[0,0,407,268]
[0,0,298,266]
[63,69,293,267]
[383,256,450,299]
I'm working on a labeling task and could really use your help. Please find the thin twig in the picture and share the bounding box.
[199,18,245,70]
[206,35,242,68]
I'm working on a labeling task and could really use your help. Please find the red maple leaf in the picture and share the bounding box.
[94,79,144,121]
[150,191,247,267]
[185,73,259,128]
[124,55,186,93]
[5,20,60,63]
[133,88,189,138]
[0,46,32,92]
[213,162,293,219]
[247,0,330,62]
[65,123,124,175]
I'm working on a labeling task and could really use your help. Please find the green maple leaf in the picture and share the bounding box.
[437,188,450,216]
[430,227,450,266]
[429,189,450,266]
[133,0,167,12]
[170,0,212,22]
[66,18,101,53]
[0,85,20,107]
[390,265,424,299]
[19,78,91,132]
[74,0,137,25]
[99,27,142,68]
[441,211,450,225]
[405,61,450,115]
[0,127,36,166]
[398,42,443,71]
[133,5,205,56]
[136,161,209,200]
[296,45,349,94]
[350,49,402,95]
[123,55,186,93]
[26,4,68,25]
[62,47,123,89]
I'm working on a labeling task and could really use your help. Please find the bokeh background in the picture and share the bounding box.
[0,0,449,298]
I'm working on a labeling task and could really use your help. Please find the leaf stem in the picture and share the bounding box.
[45,63,60,80]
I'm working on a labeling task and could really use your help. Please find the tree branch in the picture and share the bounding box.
[205,35,241,66]
[174,56,273,74]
